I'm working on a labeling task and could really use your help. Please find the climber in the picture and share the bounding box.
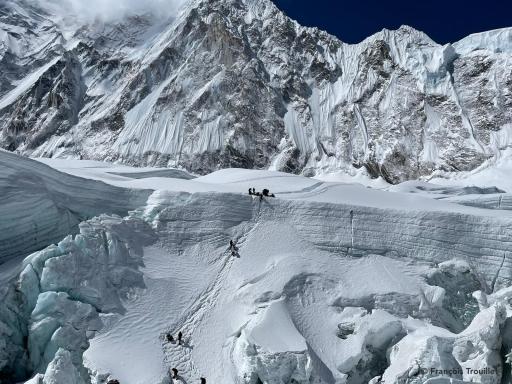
[171,368,179,379]
[262,189,275,198]
[248,188,253,195]
[251,187,256,195]
[166,333,174,343]
[178,331,183,345]
[200,378,206,384]
[230,240,239,252]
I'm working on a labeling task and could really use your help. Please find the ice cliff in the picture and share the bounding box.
[0,150,151,264]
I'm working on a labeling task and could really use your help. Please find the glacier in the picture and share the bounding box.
[1,153,512,383]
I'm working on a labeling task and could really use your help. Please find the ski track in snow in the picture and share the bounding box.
[162,249,235,381]
[161,199,265,382]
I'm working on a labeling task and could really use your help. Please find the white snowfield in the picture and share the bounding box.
[2,154,512,384]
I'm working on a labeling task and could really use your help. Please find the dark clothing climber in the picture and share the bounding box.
[171,368,178,379]
[200,378,206,384]
[178,331,183,345]
[262,189,276,197]
[166,333,174,343]
[230,240,239,257]
[248,188,253,195]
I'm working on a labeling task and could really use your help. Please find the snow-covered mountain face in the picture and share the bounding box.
[1,0,512,182]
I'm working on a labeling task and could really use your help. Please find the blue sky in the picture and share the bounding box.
[271,0,511,44]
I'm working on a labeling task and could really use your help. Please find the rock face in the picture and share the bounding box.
[1,0,512,181]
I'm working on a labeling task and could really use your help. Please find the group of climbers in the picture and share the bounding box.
[109,186,279,384]
[166,331,183,345]
[163,187,278,381]
[107,330,204,384]
[168,368,206,383]
[248,187,276,200]
[164,332,207,383]
[159,238,246,382]
[109,376,205,384]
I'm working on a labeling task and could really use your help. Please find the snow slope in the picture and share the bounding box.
[83,186,512,384]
